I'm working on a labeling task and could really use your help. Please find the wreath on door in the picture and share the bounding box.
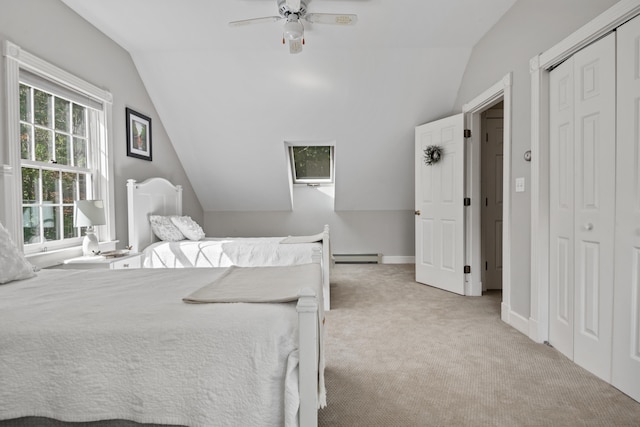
[423,145,443,166]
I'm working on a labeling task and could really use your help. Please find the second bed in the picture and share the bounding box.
[127,178,332,310]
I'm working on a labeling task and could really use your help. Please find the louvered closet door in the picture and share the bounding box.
[549,32,616,382]
[613,15,640,402]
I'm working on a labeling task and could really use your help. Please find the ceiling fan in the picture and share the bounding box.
[229,0,358,54]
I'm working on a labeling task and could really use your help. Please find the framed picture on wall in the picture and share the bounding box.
[126,107,152,161]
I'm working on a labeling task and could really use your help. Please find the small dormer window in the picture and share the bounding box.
[288,145,334,184]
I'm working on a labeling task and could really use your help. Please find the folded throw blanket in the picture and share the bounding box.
[280,231,325,244]
[182,264,322,303]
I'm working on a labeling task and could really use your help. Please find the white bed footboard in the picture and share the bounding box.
[297,287,320,427]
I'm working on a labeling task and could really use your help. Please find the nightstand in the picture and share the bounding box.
[61,252,143,270]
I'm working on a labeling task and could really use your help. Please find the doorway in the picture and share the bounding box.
[414,74,513,324]
[462,73,515,329]
[478,103,505,323]
[481,103,504,291]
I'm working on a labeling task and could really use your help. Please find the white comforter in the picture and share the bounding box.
[143,237,322,269]
[0,268,310,426]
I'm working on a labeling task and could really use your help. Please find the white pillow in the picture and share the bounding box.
[170,216,205,241]
[149,215,185,242]
[0,221,36,284]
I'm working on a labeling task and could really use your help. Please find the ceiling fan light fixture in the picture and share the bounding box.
[289,37,303,54]
[283,18,303,40]
[229,0,357,53]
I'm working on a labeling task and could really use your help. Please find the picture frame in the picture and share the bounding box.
[126,107,152,161]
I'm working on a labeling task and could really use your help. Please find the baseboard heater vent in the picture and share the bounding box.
[333,253,382,264]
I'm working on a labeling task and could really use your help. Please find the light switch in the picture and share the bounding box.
[515,177,525,193]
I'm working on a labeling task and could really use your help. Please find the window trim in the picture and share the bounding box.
[2,40,114,255]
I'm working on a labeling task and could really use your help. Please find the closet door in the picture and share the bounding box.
[549,57,575,360]
[613,16,640,402]
[549,33,616,382]
[571,33,616,382]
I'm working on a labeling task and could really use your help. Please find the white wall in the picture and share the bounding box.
[0,0,202,248]
[452,0,618,317]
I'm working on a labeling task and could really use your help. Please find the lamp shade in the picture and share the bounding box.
[74,200,106,227]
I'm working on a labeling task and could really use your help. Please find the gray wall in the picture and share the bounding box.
[205,209,415,259]
[452,0,618,317]
[0,0,202,247]
[204,184,415,259]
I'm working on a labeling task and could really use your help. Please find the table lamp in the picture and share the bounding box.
[74,200,106,256]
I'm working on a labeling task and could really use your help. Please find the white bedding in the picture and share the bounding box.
[0,268,320,427]
[143,237,322,269]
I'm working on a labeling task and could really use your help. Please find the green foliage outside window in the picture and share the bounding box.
[292,146,332,181]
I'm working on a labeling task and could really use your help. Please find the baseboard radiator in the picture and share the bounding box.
[333,253,382,264]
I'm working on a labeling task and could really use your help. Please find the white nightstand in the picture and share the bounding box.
[61,252,143,270]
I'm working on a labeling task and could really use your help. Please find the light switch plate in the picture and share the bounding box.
[515,177,525,193]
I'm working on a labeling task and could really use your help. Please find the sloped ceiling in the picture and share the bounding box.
[61,0,516,211]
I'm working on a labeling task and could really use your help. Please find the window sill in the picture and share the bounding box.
[26,240,119,269]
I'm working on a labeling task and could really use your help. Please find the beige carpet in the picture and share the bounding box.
[318,263,640,427]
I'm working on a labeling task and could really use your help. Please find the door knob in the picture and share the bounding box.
[415,210,421,216]
[583,223,593,231]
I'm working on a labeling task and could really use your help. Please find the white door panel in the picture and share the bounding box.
[572,33,615,382]
[549,57,576,360]
[415,114,465,295]
[613,15,640,402]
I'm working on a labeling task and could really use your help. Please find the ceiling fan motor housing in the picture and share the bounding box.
[278,0,308,18]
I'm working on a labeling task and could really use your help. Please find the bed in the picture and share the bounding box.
[127,177,332,310]
[0,264,324,427]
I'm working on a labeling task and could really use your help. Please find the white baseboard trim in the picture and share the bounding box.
[382,256,415,264]
[501,303,529,336]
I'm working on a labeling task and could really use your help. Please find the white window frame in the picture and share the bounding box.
[285,141,335,185]
[2,40,114,259]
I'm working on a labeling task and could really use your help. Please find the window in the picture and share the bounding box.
[20,83,98,247]
[288,145,334,184]
[4,41,113,255]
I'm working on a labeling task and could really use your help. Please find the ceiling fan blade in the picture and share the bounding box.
[286,0,301,13]
[229,16,281,27]
[289,38,303,54]
[305,13,358,25]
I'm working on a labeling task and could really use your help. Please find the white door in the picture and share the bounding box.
[549,56,576,360]
[481,109,503,290]
[613,15,640,402]
[549,33,616,381]
[415,114,465,295]
[572,33,615,382]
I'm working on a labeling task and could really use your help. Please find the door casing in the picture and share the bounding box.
[462,74,514,327]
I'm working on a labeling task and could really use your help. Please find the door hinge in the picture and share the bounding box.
[464,197,471,206]
[464,129,471,138]
[464,265,471,274]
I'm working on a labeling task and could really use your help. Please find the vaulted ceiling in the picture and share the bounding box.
[61,0,516,211]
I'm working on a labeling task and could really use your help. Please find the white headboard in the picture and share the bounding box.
[127,178,182,253]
